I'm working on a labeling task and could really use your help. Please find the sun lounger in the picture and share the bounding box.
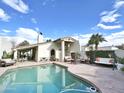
[64,56,74,62]
[0,59,16,67]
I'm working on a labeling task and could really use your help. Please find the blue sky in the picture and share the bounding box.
[0,0,124,46]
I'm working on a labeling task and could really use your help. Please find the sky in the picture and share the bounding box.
[0,0,124,46]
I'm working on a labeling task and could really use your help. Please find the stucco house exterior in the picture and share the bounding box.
[13,36,80,62]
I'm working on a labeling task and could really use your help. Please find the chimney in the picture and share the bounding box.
[37,32,44,43]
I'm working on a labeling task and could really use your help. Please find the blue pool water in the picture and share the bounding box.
[0,64,100,93]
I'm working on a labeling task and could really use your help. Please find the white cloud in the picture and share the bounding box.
[0,28,38,44]
[93,0,124,31]
[0,29,11,39]
[72,30,124,47]
[101,13,121,23]
[100,11,108,16]
[72,34,92,46]
[111,30,124,39]
[2,0,29,14]
[97,23,122,30]
[95,11,121,30]
[99,2,122,24]
[0,8,11,22]
[31,18,37,24]
[16,28,38,43]
[0,27,52,44]
[114,0,124,9]
[0,32,7,36]
[2,29,11,33]
[100,30,124,46]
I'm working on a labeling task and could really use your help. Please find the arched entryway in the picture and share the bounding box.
[50,49,56,61]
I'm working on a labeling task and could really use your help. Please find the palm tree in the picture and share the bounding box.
[87,33,106,63]
[87,33,106,50]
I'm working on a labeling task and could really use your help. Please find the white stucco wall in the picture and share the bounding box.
[0,37,12,59]
[13,50,17,59]
[35,47,38,61]
[37,42,60,62]
[80,46,88,59]
[70,40,80,54]
[13,37,80,62]
[115,49,124,58]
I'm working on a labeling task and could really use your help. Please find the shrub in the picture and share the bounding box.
[117,57,124,64]
[121,67,124,71]
[86,51,115,58]
[2,51,13,59]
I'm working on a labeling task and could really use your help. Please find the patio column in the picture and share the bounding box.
[37,46,40,62]
[14,49,17,59]
[61,40,65,62]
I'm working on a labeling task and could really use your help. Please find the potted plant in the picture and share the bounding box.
[117,57,124,70]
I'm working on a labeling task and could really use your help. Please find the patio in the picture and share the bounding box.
[55,62,124,93]
[0,61,124,93]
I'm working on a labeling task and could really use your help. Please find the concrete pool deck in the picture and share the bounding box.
[55,62,124,93]
[0,61,124,93]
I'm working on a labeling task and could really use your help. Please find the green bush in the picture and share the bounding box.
[86,50,115,58]
[95,51,115,58]
[121,67,124,71]
[2,51,13,59]
[117,57,124,64]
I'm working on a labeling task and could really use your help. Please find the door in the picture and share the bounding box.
[71,52,76,60]
[50,49,56,61]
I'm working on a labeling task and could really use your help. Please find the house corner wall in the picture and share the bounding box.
[37,42,61,62]
[70,40,80,53]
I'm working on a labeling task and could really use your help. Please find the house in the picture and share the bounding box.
[13,34,80,62]
[81,45,124,59]
[0,37,12,59]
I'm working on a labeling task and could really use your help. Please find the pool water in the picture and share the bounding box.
[0,64,99,93]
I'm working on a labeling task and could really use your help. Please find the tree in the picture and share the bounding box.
[17,40,30,47]
[2,50,12,59]
[46,39,52,42]
[87,33,106,50]
[2,50,7,59]
[87,33,106,63]
[116,44,124,50]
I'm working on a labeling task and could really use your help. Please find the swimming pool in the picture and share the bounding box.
[0,64,100,93]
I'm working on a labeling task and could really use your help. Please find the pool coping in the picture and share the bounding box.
[0,62,53,77]
[54,62,102,93]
